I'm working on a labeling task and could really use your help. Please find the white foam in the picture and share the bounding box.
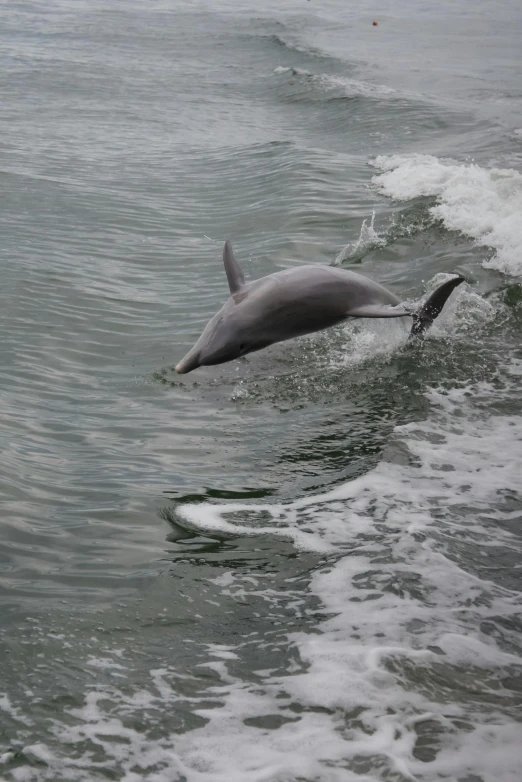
[0,694,32,727]
[176,501,334,553]
[436,634,521,668]
[316,73,397,99]
[372,154,522,276]
[274,65,397,99]
[86,656,127,671]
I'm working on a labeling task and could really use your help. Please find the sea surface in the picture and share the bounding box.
[1,1,521,780]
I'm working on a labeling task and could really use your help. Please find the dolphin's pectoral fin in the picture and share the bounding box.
[347,304,411,319]
[223,240,245,295]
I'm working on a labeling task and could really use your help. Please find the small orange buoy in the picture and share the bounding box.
[373,20,378,26]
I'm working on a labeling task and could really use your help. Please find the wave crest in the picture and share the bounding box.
[372,154,522,276]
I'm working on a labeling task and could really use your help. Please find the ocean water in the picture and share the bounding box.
[1,1,521,780]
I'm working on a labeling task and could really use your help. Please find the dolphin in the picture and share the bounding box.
[175,241,464,374]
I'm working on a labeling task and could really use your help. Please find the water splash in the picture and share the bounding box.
[335,211,386,265]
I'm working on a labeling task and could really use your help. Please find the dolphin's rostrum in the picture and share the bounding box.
[176,241,464,374]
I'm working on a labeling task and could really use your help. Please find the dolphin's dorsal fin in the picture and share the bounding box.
[223,240,245,294]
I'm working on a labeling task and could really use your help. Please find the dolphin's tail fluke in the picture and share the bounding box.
[409,274,465,339]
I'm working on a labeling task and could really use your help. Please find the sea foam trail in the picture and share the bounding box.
[274,66,397,99]
[371,154,522,276]
[5,371,520,781]
[162,364,522,781]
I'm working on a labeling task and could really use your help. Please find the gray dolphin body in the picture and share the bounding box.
[175,241,464,374]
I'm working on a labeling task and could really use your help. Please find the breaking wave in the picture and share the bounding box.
[372,154,522,276]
